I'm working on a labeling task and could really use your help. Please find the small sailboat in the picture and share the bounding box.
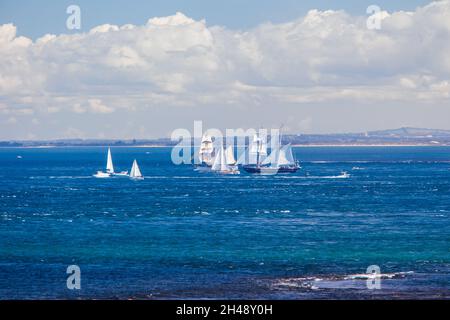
[93,147,128,178]
[211,144,240,175]
[106,147,114,174]
[129,159,144,180]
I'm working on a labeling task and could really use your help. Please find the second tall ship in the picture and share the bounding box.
[194,131,300,175]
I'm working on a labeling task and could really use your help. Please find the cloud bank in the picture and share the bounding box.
[1,2,450,138]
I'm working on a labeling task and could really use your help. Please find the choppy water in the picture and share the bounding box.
[0,146,449,299]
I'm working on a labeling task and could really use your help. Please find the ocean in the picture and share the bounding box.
[0,146,449,299]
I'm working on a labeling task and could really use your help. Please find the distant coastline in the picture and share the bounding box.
[1,144,448,148]
[1,127,450,148]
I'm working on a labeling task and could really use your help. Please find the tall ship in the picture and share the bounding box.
[241,132,300,174]
[195,134,215,171]
[240,133,273,174]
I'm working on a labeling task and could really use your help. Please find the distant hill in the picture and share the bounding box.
[1,128,450,147]
[368,127,450,138]
[284,127,450,146]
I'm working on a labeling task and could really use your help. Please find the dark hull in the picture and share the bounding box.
[277,165,300,173]
[242,165,300,174]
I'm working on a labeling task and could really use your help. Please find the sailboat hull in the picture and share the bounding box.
[242,165,279,175]
[242,164,300,174]
[214,167,240,175]
[113,171,129,177]
[194,163,212,172]
[277,165,300,173]
[93,171,112,178]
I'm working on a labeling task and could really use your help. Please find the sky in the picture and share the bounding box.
[1,0,449,139]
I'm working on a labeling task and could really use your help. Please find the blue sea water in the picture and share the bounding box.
[0,146,449,299]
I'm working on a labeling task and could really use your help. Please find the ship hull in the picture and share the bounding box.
[277,165,300,173]
[242,165,279,175]
[242,164,300,174]
[194,163,212,172]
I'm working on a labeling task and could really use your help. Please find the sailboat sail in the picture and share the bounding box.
[225,146,236,165]
[261,144,295,167]
[278,144,295,165]
[130,160,143,178]
[249,135,267,155]
[106,148,114,173]
[248,134,267,165]
[262,148,279,167]
[199,134,214,164]
[212,146,226,171]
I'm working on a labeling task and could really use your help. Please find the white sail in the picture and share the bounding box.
[211,147,221,171]
[212,145,224,171]
[261,145,294,167]
[262,148,279,167]
[278,144,295,165]
[129,159,143,178]
[225,145,236,165]
[249,134,267,156]
[236,147,248,165]
[199,134,214,164]
[249,134,267,165]
[106,148,114,173]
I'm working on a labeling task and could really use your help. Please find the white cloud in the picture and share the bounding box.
[72,103,86,114]
[1,3,450,138]
[88,99,114,114]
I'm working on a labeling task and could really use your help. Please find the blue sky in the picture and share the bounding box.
[1,0,432,39]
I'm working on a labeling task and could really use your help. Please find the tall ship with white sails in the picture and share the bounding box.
[195,134,215,171]
[241,132,300,174]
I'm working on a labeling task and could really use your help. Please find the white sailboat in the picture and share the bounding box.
[93,147,128,178]
[129,159,144,180]
[211,144,240,175]
[106,147,114,174]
